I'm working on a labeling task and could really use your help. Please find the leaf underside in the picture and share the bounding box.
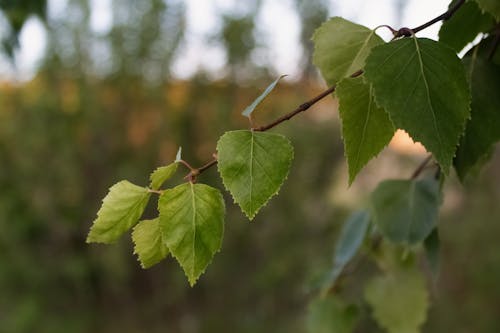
[364,37,471,174]
[158,183,225,286]
[87,180,150,244]
[327,210,370,287]
[217,130,294,220]
[439,0,494,53]
[454,57,500,180]
[336,76,395,183]
[242,75,287,118]
[371,178,440,245]
[312,16,384,85]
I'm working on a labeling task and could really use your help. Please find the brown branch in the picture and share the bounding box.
[183,70,363,181]
[181,1,467,181]
[410,154,433,179]
[254,70,363,132]
[395,0,466,37]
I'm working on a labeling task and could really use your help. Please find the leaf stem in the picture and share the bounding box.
[253,69,364,132]
[179,0,466,181]
[410,154,433,179]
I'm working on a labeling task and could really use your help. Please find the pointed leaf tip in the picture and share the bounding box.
[87,180,151,244]
[175,146,182,162]
[336,77,394,184]
[364,37,470,174]
[158,183,225,285]
[242,75,287,118]
[217,130,293,220]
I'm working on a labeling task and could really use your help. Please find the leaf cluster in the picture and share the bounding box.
[86,0,500,331]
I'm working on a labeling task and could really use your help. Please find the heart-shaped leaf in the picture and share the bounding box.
[364,37,471,173]
[158,183,225,286]
[217,130,293,220]
[370,178,441,245]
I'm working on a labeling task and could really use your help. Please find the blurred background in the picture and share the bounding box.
[0,0,499,332]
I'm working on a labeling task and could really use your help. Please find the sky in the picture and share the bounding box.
[0,0,449,81]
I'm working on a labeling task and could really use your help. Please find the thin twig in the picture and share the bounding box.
[253,69,363,132]
[181,0,468,181]
[410,155,433,179]
[395,0,466,37]
[183,70,364,180]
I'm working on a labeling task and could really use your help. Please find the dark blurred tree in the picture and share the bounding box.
[0,0,47,57]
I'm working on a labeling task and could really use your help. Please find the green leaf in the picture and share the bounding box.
[150,147,182,190]
[217,130,293,220]
[175,146,182,162]
[454,57,500,180]
[87,181,150,244]
[424,228,440,279]
[365,269,429,333]
[242,75,287,118]
[312,17,384,85]
[132,218,169,269]
[473,0,500,21]
[158,183,225,286]
[336,76,395,183]
[439,0,494,53]
[150,163,178,190]
[364,37,471,173]
[325,211,370,288]
[371,178,441,245]
[307,295,359,333]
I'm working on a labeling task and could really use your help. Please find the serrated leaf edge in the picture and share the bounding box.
[131,218,169,269]
[216,130,294,220]
[159,183,226,286]
[86,180,150,244]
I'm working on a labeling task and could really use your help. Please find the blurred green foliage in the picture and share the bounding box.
[0,1,499,332]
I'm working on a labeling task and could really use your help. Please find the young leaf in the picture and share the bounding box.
[325,211,370,289]
[365,269,429,333]
[439,0,494,53]
[217,130,293,220]
[364,37,471,174]
[87,181,151,244]
[312,17,384,85]
[370,178,441,245]
[175,146,182,162]
[473,0,500,21]
[150,164,178,190]
[454,57,500,180]
[307,295,359,333]
[158,183,225,286]
[241,75,287,118]
[336,76,394,184]
[132,218,169,269]
[424,228,440,279]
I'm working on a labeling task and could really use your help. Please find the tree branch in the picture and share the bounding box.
[182,1,468,181]
[395,0,466,37]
